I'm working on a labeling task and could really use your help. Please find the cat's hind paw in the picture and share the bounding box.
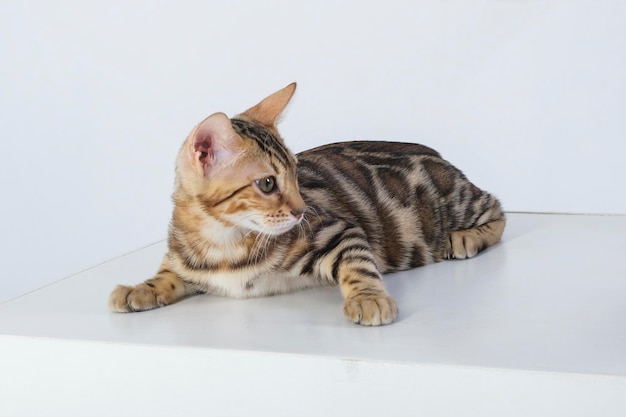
[444,230,481,260]
[444,218,506,260]
[343,295,398,326]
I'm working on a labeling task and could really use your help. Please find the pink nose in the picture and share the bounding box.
[290,208,305,219]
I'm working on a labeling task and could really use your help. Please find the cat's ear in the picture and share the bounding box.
[239,82,297,127]
[187,112,242,176]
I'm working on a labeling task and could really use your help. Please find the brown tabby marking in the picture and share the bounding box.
[109,83,505,326]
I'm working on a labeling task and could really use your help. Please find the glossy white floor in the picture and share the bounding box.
[1,213,625,416]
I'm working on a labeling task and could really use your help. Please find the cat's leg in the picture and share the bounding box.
[108,255,196,312]
[312,226,398,325]
[444,217,506,260]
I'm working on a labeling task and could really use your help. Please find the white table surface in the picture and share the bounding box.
[2,212,625,416]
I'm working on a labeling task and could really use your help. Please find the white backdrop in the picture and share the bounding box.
[1,1,625,301]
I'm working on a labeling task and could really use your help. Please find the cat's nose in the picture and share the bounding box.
[290,208,305,219]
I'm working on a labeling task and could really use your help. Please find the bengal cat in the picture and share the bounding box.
[109,83,505,326]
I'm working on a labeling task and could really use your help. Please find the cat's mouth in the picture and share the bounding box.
[250,219,299,236]
[268,222,298,235]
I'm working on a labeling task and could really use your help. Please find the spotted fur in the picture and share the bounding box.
[109,83,505,326]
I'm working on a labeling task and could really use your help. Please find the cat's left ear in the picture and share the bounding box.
[239,82,297,127]
[187,112,243,177]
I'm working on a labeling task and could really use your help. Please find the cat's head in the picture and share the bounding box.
[174,83,306,237]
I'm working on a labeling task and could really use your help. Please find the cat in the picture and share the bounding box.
[109,83,505,326]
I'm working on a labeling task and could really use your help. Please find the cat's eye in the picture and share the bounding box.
[256,176,277,194]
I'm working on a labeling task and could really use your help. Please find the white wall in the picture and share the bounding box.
[1,1,625,301]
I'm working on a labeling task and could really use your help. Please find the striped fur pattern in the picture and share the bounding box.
[109,83,505,326]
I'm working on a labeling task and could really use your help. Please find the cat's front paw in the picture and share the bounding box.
[343,295,398,326]
[108,284,170,313]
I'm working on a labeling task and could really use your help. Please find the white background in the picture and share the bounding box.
[1,1,625,301]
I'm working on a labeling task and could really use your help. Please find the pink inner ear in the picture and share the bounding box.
[190,113,242,177]
[194,136,212,165]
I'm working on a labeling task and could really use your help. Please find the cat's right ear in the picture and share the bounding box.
[239,82,297,127]
[186,112,242,177]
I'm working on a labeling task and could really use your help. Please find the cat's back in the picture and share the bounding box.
[296,140,446,192]
[297,140,441,162]
[296,140,449,198]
